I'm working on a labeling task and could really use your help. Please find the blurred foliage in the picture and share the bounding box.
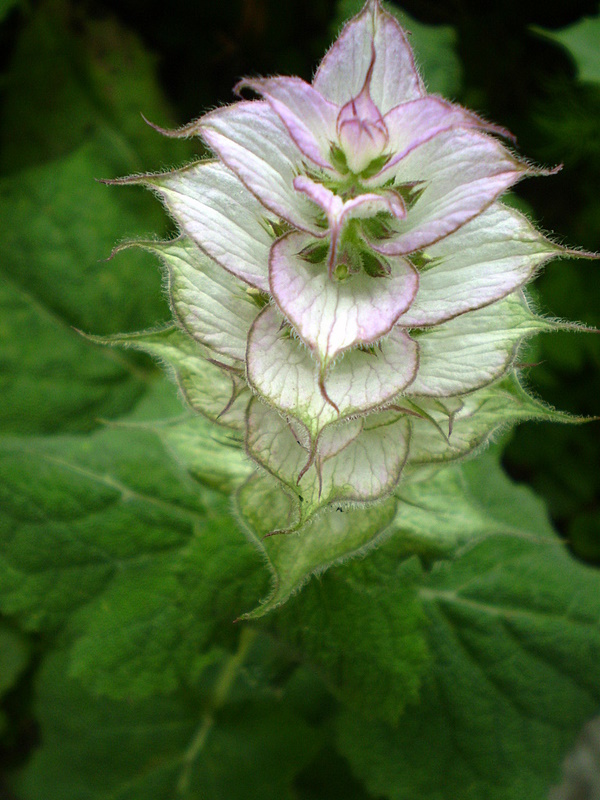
[539,13,600,83]
[1,0,600,797]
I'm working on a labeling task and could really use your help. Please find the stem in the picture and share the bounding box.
[177,627,258,795]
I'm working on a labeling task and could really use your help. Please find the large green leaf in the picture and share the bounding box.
[0,270,150,434]
[0,140,169,336]
[13,643,319,800]
[0,413,266,698]
[336,457,600,800]
[270,550,429,726]
[0,1,195,435]
[394,448,558,557]
[0,147,171,434]
[0,136,168,434]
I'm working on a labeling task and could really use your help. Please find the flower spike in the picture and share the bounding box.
[108,0,596,540]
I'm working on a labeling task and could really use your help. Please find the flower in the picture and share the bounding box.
[110,0,589,533]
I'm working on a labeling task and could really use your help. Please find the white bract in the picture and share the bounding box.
[111,0,590,534]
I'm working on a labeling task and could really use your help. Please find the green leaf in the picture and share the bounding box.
[336,459,600,800]
[0,141,169,337]
[270,551,429,725]
[0,139,173,434]
[538,13,600,84]
[236,472,398,617]
[395,450,557,558]
[0,421,265,697]
[0,0,195,435]
[13,643,320,800]
[0,425,208,632]
[68,526,267,698]
[0,272,149,434]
